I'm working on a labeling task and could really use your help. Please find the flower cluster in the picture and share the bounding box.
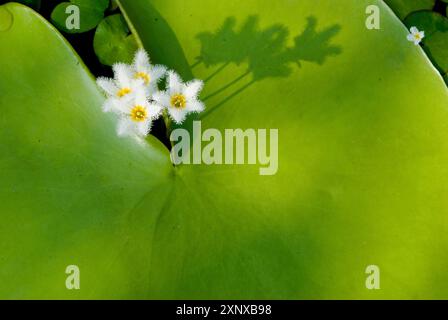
[97,49,205,138]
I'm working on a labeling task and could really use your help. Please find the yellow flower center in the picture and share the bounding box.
[117,87,132,98]
[130,105,148,122]
[171,94,187,109]
[135,72,151,84]
[415,34,421,40]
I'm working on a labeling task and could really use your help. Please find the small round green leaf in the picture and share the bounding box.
[93,14,138,66]
[71,0,109,12]
[384,0,435,20]
[51,0,109,34]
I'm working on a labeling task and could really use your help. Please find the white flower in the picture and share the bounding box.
[130,49,167,97]
[111,90,163,137]
[153,71,205,124]
[407,26,425,45]
[97,63,145,112]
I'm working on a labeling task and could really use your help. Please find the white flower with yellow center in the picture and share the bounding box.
[153,71,205,124]
[407,26,425,45]
[113,91,163,137]
[97,63,145,112]
[131,49,167,96]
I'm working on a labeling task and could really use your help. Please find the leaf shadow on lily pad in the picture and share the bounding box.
[195,16,342,119]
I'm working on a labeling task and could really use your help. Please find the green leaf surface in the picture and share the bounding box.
[93,14,138,66]
[404,11,448,73]
[71,0,109,12]
[383,0,435,20]
[117,0,448,299]
[0,3,171,299]
[1,0,448,299]
[51,0,109,33]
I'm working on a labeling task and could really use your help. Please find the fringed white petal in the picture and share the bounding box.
[113,63,133,87]
[134,89,149,106]
[134,48,150,71]
[136,119,152,137]
[153,91,171,108]
[97,77,118,96]
[145,83,159,98]
[130,80,147,96]
[184,79,204,100]
[102,98,124,114]
[151,65,167,82]
[186,100,205,113]
[147,102,163,119]
[117,118,134,137]
[167,71,183,94]
[168,107,188,124]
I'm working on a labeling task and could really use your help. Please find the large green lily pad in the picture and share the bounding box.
[1,0,448,299]
[0,3,171,299]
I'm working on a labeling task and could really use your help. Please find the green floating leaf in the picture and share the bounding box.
[384,0,435,20]
[405,11,448,74]
[51,0,109,33]
[118,0,448,299]
[94,14,138,66]
[0,3,170,299]
[1,0,448,299]
[71,0,109,12]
